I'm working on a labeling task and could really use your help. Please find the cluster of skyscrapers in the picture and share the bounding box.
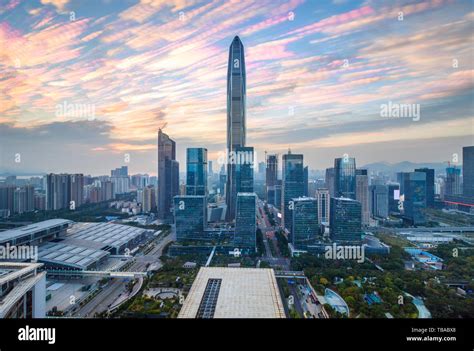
[1,35,473,259]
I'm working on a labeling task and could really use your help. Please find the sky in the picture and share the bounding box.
[0,0,473,176]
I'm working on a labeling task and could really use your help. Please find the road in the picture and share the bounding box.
[257,200,290,270]
[71,229,175,317]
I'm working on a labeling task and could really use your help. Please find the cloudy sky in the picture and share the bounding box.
[0,0,472,176]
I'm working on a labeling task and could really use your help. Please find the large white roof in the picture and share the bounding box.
[178,267,285,319]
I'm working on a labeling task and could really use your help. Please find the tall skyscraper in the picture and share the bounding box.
[330,197,362,243]
[388,183,400,213]
[370,185,389,218]
[226,36,247,221]
[186,148,208,196]
[291,197,318,250]
[463,146,474,197]
[234,192,257,251]
[334,157,356,199]
[282,151,304,231]
[415,168,435,207]
[157,129,179,221]
[325,167,335,197]
[316,188,330,224]
[403,171,427,225]
[355,169,369,225]
[266,154,278,203]
[445,166,462,196]
[303,166,309,197]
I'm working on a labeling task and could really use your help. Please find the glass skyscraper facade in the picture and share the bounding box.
[370,185,389,218]
[445,167,461,196]
[235,146,254,193]
[282,151,304,231]
[334,157,356,199]
[291,197,318,250]
[157,129,179,221]
[174,195,206,242]
[403,171,427,225]
[234,192,256,250]
[415,168,434,207]
[226,36,246,221]
[266,154,278,204]
[186,148,208,196]
[330,197,362,243]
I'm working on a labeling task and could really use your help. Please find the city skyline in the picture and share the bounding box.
[0,0,473,176]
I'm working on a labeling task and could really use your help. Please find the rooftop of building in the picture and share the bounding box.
[178,267,285,319]
[0,219,72,243]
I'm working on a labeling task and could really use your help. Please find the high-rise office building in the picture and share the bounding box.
[236,146,254,193]
[208,160,213,176]
[403,171,427,225]
[235,192,257,250]
[370,185,389,218]
[445,166,462,196]
[266,154,278,202]
[282,151,304,231]
[388,183,400,213]
[226,36,247,222]
[157,129,180,221]
[355,169,369,225]
[174,195,206,241]
[415,168,434,207]
[330,197,362,243]
[325,167,335,197]
[303,166,309,197]
[463,146,474,197]
[186,148,208,196]
[316,188,330,224]
[334,157,356,199]
[291,197,318,250]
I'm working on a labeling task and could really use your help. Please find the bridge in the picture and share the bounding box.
[274,270,306,279]
[44,269,146,278]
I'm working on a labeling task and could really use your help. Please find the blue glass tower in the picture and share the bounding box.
[334,157,356,200]
[330,197,362,243]
[174,195,206,241]
[403,171,427,225]
[236,146,254,193]
[291,197,318,249]
[186,148,208,196]
[235,192,256,251]
[282,151,304,231]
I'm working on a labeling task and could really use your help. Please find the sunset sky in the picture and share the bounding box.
[0,0,473,176]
